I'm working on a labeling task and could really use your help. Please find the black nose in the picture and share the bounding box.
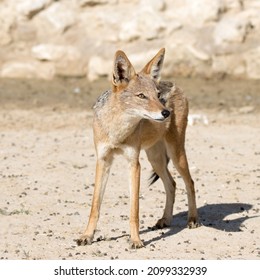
[161,109,170,119]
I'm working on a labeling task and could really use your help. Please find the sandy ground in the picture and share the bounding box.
[0,77,259,260]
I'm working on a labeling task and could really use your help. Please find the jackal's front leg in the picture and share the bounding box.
[77,157,111,246]
[129,160,144,249]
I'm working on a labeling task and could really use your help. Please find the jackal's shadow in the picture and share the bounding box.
[142,203,254,246]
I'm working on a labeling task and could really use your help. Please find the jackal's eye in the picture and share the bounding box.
[137,93,146,99]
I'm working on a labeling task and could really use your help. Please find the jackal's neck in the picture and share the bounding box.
[93,90,141,146]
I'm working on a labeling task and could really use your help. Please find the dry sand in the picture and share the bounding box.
[0,77,259,260]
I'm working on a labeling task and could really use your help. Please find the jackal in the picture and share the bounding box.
[76,48,199,248]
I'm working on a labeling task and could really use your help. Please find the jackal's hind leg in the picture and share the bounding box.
[165,139,199,228]
[146,142,176,229]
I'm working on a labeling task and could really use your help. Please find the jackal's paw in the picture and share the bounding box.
[75,235,93,246]
[187,217,200,229]
[155,218,171,229]
[129,239,144,249]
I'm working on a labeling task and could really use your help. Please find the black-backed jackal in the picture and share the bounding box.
[77,48,199,248]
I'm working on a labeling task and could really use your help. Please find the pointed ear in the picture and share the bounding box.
[141,48,165,82]
[112,50,136,91]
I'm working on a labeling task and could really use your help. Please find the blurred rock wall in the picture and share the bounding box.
[0,0,260,80]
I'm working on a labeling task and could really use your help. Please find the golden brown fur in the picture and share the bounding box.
[76,48,199,248]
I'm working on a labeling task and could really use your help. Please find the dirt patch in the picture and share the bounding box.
[1,76,259,112]
[0,77,259,259]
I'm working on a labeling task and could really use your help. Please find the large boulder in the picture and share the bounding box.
[213,14,250,46]
[37,2,77,34]
[87,56,112,81]
[119,5,166,42]
[170,0,221,27]
[32,44,81,61]
[32,44,87,77]
[0,60,55,80]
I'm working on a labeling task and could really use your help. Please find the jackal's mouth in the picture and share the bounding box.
[144,114,167,122]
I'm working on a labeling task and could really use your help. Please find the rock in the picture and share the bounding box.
[31,43,87,77]
[0,6,15,46]
[31,44,81,61]
[17,0,53,19]
[0,60,55,80]
[119,6,166,42]
[163,39,208,77]
[31,44,87,77]
[87,56,112,81]
[39,2,76,33]
[118,21,140,42]
[244,47,260,79]
[172,0,221,27]
[214,14,250,45]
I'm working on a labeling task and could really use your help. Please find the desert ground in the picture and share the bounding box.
[0,77,259,260]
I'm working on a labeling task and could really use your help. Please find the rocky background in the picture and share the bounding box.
[0,0,260,81]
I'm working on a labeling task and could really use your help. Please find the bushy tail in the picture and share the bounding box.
[148,154,170,185]
[149,172,160,185]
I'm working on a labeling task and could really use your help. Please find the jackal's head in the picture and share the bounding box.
[111,48,171,122]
